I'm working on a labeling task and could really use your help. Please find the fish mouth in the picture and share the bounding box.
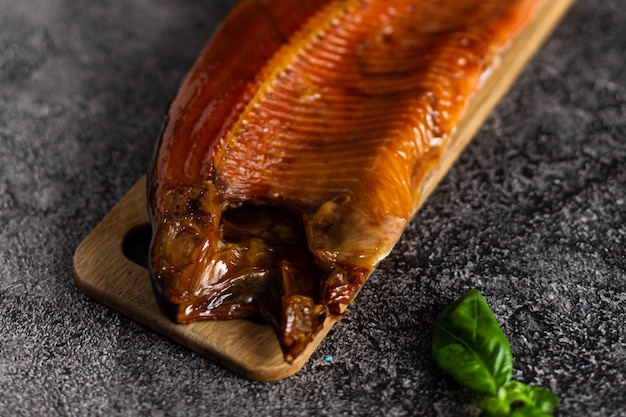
[149,181,406,362]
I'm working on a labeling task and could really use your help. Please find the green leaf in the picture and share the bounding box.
[502,381,559,414]
[432,289,560,416]
[479,380,560,417]
[432,289,513,396]
[480,391,510,417]
[525,386,559,412]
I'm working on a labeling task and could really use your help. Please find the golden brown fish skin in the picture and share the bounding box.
[149,0,543,362]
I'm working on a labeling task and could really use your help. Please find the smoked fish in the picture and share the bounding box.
[149,0,543,362]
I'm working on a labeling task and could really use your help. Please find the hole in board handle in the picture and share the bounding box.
[122,223,151,269]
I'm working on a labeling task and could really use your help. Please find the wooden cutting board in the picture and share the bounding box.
[73,0,574,382]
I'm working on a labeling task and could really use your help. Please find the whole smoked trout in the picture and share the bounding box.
[149,0,543,362]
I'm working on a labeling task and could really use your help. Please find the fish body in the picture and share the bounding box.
[149,0,542,362]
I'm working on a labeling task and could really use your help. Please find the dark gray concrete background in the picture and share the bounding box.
[1,0,625,416]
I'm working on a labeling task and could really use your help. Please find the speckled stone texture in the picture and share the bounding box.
[0,0,624,416]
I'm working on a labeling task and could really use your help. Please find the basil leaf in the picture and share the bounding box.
[479,382,560,417]
[432,288,513,396]
[432,289,560,416]
[502,381,560,414]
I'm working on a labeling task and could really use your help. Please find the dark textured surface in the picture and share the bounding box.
[1,0,624,416]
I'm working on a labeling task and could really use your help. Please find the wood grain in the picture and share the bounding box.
[74,0,574,381]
